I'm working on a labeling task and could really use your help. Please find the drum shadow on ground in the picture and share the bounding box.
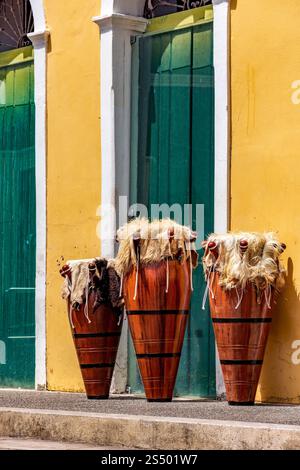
[109,395,216,403]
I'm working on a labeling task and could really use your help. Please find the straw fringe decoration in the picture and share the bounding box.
[61,258,124,313]
[114,218,198,278]
[202,232,286,293]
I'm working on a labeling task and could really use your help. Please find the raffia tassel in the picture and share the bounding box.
[202,232,286,293]
[61,258,124,319]
[115,218,198,278]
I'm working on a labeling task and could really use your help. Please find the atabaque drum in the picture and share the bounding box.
[203,235,286,405]
[124,259,192,402]
[60,260,123,399]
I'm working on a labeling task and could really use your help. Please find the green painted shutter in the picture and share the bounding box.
[0,47,36,388]
[129,22,215,397]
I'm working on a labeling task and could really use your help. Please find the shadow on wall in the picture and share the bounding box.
[230,0,237,10]
[259,258,300,403]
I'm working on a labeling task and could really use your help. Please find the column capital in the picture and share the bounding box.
[92,13,148,34]
[27,30,50,49]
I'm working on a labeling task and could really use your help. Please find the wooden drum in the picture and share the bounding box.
[210,273,274,405]
[203,235,286,405]
[60,262,123,399]
[123,259,191,402]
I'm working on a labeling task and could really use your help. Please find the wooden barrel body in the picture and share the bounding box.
[209,273,274,405]
[67,293,122,399]
[123,260,191,402]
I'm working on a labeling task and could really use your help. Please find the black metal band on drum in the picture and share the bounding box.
[127,310,189,316]
[136,353,181,359]
[212,318,272,323]
[74,332,121,339]
[80,363,115,369]
[220,360,263,365]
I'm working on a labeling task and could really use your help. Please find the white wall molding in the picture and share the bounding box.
[27,1,48,390]
[93,12,147,261]
[93,13,148,33]
[94,4,147,393]
[212,0,230,397]
[29,0,46,31]
[28,30,49,48]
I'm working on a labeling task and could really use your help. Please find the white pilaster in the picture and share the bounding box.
[212,0,231,397]
[93,13,147,260]
[93,12,147,392]
[27,25,49,390]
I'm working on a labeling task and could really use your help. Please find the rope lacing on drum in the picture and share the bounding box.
[69,304,75,329]
[264,284,272,309]
[202,242,221,310]
[235,287,244,310]
[133,246,140,301]
[84,280,92,324]
[187,241,194,292]
[189,252,194,292]
[165,257,169,294]
[66,275,75,329]
[119,272,124,298]
[202,265,215,310]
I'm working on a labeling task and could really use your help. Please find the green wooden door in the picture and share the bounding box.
[129,22,215,397]
[0,47,36,388]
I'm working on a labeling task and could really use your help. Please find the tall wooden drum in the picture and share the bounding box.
[210,274,274,405]
[124,260,191,402]
[116,219,198,402]
[60,260,123,399]
[203,234,286,405]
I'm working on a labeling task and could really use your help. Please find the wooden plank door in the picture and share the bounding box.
[129,21,215,397]
[0,47,36,388]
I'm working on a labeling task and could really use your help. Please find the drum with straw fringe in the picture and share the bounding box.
[202,234,286,405]
[60,260,123,399]
[117,219,198,402]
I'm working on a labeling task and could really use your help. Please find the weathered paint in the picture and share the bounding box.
[231,0,300,403]
[44,1,101,391]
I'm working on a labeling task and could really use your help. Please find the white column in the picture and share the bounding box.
[212,0,230,397]
[93,14,147,260]
[93,13,147,392]
[27,29,49,390]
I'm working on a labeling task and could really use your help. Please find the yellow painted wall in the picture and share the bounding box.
[42,0,300,401]
[44,0,101,391]
[231,0,300,402]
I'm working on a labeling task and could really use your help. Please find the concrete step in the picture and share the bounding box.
[1,407,300,450]
[0,437,126,450]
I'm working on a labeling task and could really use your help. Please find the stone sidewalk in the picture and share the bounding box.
[1,389,300,425]
[1,390,300,450]
[0,437,126,450]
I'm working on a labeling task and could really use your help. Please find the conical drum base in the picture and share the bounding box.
[209,273,274,405]
[124,260,191,402]
[69,298,122,400]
